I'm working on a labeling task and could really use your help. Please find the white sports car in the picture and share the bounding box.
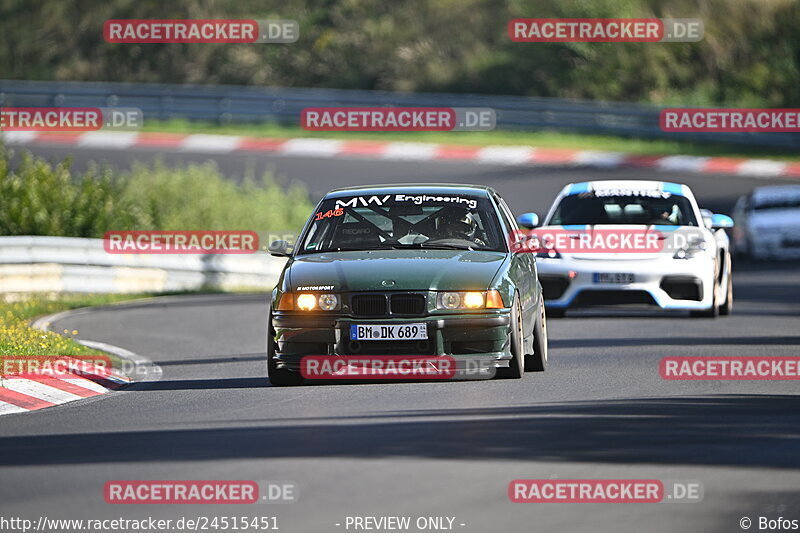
[517,180,734,318]
[732,185,800,260]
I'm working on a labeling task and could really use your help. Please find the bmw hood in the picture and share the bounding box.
[285,250,507,292]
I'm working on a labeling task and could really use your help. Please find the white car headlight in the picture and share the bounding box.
[535,248,562,259]
[673,238,707,259]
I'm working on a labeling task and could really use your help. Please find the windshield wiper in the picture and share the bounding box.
[379,242,475,251]
[300,247,371,253]
[301,243,478,253]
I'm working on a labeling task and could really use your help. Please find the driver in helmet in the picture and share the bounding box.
[651,204,680,225]
[441,208,486,246]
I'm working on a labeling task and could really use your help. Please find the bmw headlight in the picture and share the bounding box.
[296,293,318,310]
[436,290,505,310]
[318,294,340,311]
[438,292,463,310]
[277,293,341,311]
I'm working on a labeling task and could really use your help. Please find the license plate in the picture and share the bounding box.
[350,323,428,341]
[593,272,635,284]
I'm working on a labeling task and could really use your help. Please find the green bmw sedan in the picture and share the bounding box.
[266,184,548,385]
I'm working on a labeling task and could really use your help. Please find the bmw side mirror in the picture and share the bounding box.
[711,214,734,230]
[268,240,292,257]
[517,212,539,229]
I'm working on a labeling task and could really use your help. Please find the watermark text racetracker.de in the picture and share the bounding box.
[301,107,496,131]
[0,107,142,131]
[661,109,800,132]
[2,354,154,383]
[299,355,510,380]
[509,18,703,43]
[1,355,111,378]
[104,19,298,43]
[104,230,259,254]
[301,355,457,380]
[103,231,301,254]
[508,227,710,255]
[104,480,296,504]
[508,479,704,503]
[661,357,800,380]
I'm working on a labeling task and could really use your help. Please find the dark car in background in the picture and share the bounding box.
[266,184,548,385]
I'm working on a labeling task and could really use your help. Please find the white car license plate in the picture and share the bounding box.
[593,272,635,284]
[350,324,428,341]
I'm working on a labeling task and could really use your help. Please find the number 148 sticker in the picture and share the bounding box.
[315,208,344,221]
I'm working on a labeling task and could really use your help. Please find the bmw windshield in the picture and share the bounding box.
[300,193,506,253]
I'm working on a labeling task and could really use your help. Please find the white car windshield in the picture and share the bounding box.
[550,192,699,226]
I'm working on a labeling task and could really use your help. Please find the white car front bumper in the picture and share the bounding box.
[537,254,717,311]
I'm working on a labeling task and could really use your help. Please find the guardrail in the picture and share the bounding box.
[0,236,285,294]
[1,79,797,148]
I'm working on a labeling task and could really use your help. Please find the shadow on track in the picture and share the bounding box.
[733,258,800,273]
[2,394,799,469]
[552,336,800,348]
[731,282,800,305]
[128,377,269,390]
[156,354,265,367]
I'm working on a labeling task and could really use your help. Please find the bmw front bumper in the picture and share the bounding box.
[270,312,513,374]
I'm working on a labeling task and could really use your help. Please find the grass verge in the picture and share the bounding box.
[0,294,150,384]
[1,147,313,238]
[143,120,800,162]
